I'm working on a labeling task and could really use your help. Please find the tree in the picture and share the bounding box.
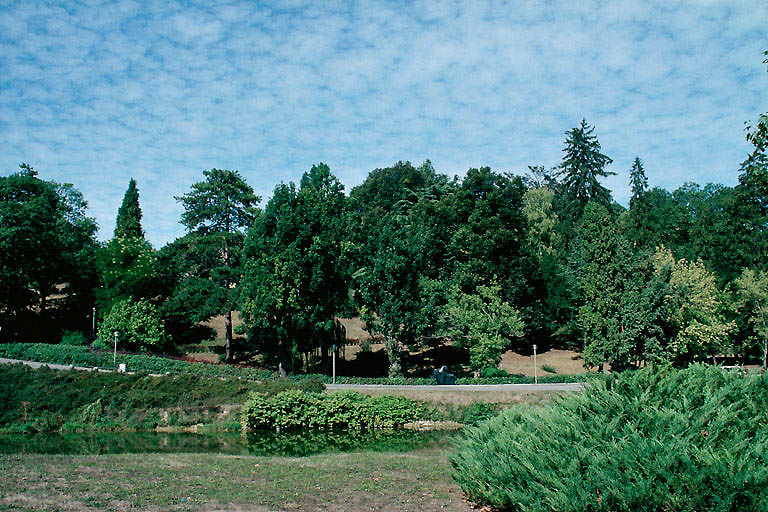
[241,164,348,376]
[734,268,768,369]
[628,157,648,204]
[114,178,143,239]
[0,164,97,341]
[574,202,666,369]
[653,247,734,363]
[355,212,436,376]
[447,282,524,372]
[95,236,157,312]
[557,119,615,212]
[96,298,167,353]
[96,179,156,314]
[175,169,260,361]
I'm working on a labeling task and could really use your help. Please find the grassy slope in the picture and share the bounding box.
[0,448,471,511]
[0,365,322,433]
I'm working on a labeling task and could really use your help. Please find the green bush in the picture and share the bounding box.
[459,402,498,426]
[61,330,89,346]
[541,364,557,373]
[241,390,430,431]
[479,367,509,378]
[451,364,768,511]
[96,299,167,352]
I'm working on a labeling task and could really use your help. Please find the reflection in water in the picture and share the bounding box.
[0,429,454,456]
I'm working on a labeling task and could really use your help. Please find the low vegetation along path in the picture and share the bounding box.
[0,357,583,392]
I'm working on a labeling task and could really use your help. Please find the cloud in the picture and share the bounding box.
[0,0,765,245]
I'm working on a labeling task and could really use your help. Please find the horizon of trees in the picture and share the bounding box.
[2,51,767,376]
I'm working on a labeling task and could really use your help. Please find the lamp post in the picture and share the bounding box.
[533,344,538,384]
[113,331,118,367]
[92,307,96,340]
[332,344,336,384]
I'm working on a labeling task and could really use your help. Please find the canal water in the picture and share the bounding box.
[0,429,455,456]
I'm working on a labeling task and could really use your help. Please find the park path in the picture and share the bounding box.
[0,357,584,392]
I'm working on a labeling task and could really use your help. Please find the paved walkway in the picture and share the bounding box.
[0,357,584,392]
[326,382,583,392]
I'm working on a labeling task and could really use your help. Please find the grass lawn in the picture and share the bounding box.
[0,446,471,511]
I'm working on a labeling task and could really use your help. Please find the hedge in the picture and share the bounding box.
[0,343,273,380]
[0,343,596,385]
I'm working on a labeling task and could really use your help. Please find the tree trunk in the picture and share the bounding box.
[278,336,288,378]
[224,310,233,362]
[763,338,767,371]
[385,336,403,377]
[39,291,48,342]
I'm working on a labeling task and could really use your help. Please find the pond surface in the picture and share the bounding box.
[0,429,455,456]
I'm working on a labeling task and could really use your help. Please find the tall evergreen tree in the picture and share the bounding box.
[241,164,348,376]
[557,119,614,212]
[96,179,156,315]
[629,157,648,204]
[114,178,144,239]
[175,169,260,362]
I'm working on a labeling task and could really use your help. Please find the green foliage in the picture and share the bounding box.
[734,267,768,367]
[0,165,98,341]
[447,283,524,371]
[95,235,157,312]
[0,364,267,432]
[97,299,167,353]
[174,168,260,361]
[240,390,430,431]
[61,330,89,346]
[458,401,499,426]
[114,178,144,239]
[653,247,735,362]
[451,365,768,511]
[557,119,615,211]
[241,163,348,375]
[628,156,647,203]
[575,202,660,369]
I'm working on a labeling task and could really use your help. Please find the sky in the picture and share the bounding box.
[1,0,766,246]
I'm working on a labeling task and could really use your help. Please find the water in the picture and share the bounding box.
[0,429,455,456]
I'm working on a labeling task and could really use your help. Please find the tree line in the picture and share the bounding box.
[2,54,766,377]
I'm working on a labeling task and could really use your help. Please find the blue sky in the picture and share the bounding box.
[1,1,766,245]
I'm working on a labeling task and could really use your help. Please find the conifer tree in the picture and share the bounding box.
[557,119,614,212]
[114,178,144,239]
[175,169,260,362]
[629,157,648,204]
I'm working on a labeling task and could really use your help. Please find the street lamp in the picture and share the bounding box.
[533,344,538,384]
[113,331,118,367]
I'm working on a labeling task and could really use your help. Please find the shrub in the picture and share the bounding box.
[451,364,768,511]
[459,401,498,426]
[541,364,557,373]
[97,298,167,353]
[479,367,508,378]
[241,390,429,431]
[61,330,89,346]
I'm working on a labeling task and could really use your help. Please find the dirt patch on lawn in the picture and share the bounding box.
[500,348,595,376]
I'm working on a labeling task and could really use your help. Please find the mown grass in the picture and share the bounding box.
[0,448,471,511]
